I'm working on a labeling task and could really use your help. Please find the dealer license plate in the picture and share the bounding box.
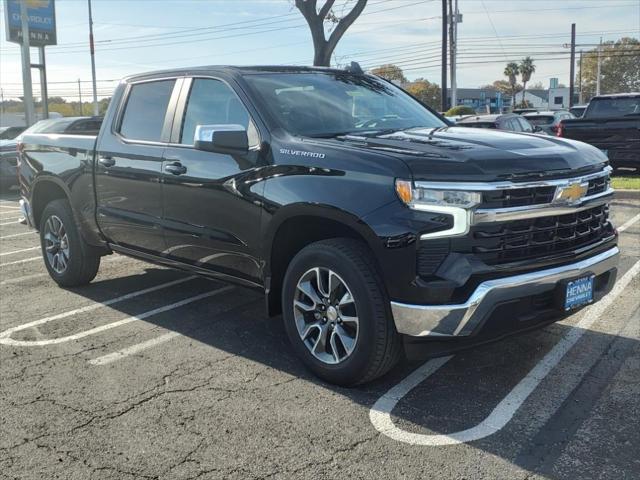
[564,275,595,311]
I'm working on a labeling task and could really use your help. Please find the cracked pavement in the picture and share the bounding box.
[1,194,639,480]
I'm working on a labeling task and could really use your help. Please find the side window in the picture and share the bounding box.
[119,79,176,142]
[180,78,259,147]
[506,118,520,131]
[518,118,533,132]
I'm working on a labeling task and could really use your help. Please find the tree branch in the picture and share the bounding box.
[318,0,337,20]
[326,0,367,54]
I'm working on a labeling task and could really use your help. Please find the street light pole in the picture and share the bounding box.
[596,37,602,96]
[88,0,99,115]
[19,0,36,126]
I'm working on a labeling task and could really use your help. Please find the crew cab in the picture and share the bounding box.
[558,92,640,170]
[18,66,619,385]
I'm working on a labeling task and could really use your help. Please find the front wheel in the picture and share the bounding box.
[39,199,101,287]
[282,238,401,386]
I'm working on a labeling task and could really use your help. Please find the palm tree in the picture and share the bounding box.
[519,57,536,106]
[504,62,519,110]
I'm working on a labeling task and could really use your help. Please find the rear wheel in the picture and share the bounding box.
[282,238,401,386]
[40,199,101,287]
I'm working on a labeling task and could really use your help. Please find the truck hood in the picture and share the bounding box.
[331,126,608,182]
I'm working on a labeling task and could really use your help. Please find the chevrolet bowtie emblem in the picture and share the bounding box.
[554,182,588,204]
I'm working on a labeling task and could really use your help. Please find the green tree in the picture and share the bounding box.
[578,37,640,101]
[482,79,522,96]
[445,105,475,116]
[295,0,368,66]
[503,62,520,108]
[519,57,536,104]
[405,79,441,110]
[370,64,408,84]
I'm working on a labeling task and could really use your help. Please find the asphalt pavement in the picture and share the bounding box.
[0,192,638,480]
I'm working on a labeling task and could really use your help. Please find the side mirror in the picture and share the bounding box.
[533,125,543,132]
[194,124,249,154]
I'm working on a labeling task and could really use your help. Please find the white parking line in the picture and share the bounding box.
[0,220,21,226]
[0,206,20,210]
[0,256,41,267]
[0,276,197,346]
[618,212,640,233]
[0,231,35,239]
[0,284,232,347]
[0,272,47,285]
[0,246,40,257]
[88,331,181,365]
[370,260,640,446]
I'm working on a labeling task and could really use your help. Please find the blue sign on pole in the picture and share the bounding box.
[5,0,57,46]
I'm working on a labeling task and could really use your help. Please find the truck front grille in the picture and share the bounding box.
[479,177,608,209]
[470,205,614,264]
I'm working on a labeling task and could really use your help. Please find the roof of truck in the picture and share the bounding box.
[123,65,362,82]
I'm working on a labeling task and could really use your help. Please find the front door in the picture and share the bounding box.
[95,78,182,254]
[160,77,265,285]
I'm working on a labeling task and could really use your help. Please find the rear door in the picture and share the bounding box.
[95,77,182,254]
[159,76,265,285]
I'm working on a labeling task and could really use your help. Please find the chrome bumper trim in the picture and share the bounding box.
[472,188,613,224]
[391,247,619,337]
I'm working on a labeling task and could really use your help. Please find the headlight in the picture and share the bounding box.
[395,180,481,209]
[395,179,481,239]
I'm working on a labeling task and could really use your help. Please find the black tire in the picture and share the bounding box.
[39,199,101,287]
[282,238,402,386]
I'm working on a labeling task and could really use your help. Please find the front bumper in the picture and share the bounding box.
[391,246,619,337]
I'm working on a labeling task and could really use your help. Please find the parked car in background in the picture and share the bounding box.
[456,113,539,133]
[1,116,103,190]
[523,110,574,135]
[569,104,588,118]
[512,108,539,115]
[0,126,26,140]
[558,92,640,171]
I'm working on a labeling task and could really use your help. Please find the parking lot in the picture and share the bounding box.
[0,192,638,480]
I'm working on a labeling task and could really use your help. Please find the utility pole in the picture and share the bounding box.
[578,50,583,104]
[448,0,460,109]
[78,79,83,115]
[596,37,602,96]
[38,47,49,118]
[88,0,99,115]
[569,23,576,108]
[19,0,36,126]
[441,0,448,112]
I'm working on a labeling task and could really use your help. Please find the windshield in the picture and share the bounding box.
[587,97,640,118]
[525,115,555,126]
[242,72,446,137]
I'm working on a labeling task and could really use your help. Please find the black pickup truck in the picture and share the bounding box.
[18,66,619,385]
[558,92,640,170]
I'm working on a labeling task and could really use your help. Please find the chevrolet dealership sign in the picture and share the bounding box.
[5,0,57,46]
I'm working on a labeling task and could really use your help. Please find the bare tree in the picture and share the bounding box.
[295,0,368,66]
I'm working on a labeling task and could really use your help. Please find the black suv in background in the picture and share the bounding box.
[18,66,618,385]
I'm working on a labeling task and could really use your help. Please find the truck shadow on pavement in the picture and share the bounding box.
[40,262,639,479]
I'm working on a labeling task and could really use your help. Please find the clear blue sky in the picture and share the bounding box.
[1,0,639,100]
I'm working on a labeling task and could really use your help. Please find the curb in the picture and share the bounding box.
[614,190,640,200]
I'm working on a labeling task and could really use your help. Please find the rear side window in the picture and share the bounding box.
[526,116,554,126]
[120,80,176,141]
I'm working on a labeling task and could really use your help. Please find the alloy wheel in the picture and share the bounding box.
[293,267,359,365]
[43,215,70,274]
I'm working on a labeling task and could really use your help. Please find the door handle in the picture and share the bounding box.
[98,156,116,168]
[164,161,187,175]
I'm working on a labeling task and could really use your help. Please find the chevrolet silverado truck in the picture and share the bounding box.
[18,66,619,385]
[558,92,640,170]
